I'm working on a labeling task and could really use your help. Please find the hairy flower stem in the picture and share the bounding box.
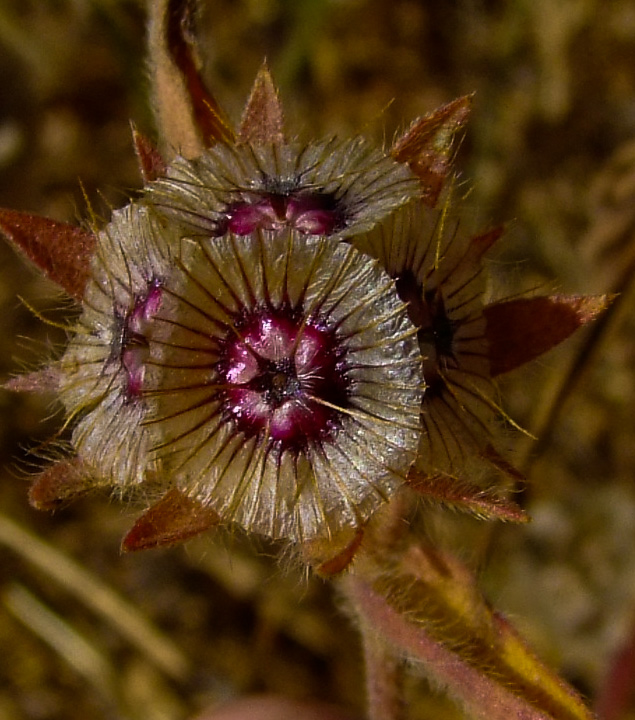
[341,575,554,720]
[360,627,405,720]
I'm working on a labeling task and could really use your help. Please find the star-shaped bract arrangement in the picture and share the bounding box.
[0,1,613,718]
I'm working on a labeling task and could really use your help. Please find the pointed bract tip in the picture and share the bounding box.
[29,459,95,510]
[131,123,167,183]
[485,293,616,376]
[469,225,505,258]
[392,94,473,208]
[0,208,95,300]
[238,62,285,145]
[302,527,365,576]
[121,488,220,552]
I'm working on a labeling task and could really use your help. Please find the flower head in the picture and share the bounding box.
[0,0,611,566]
[146,229,423,540]
[147,137,420,239]
[0,7,618,720]
[58,203,176,488]
[45,201,424,545]
[352,200,500,476]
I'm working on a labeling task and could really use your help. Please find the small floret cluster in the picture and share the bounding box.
[0,4,609,574]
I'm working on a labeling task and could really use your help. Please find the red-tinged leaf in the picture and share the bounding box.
[469,225,505,260]
[131,124,167,183]
[122,488,220,552]
[147,0,234,160]
[407,468,529,523]
[29,459,98,510]
[302,526,365,576]
[4,367,61,393]
[238,63,285,144]
[484,294,615,376]
[0,209,95,300]
[481,443,527,483]
[344,542,595,720]
[391,95,473,208]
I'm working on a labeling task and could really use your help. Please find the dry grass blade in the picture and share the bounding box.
[3,583,120,707]
[0,513,190,681]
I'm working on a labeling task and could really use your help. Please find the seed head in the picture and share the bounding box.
[0,5,612,563]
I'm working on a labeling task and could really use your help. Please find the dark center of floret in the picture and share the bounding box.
[217,307,350,452]
[423,288,457,361]
[216,190,344,236]
[395,270,458,397]
[251,358,301,407]
[112,279,163,400]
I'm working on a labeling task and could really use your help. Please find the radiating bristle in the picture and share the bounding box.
[147,137,420,240]
[146,229,423,541]
[57,203,178,488]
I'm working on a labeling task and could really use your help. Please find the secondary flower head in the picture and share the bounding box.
[352,200,498,476]
[57,203,176,489]
[351,195,612,515]
[147,137,421,240]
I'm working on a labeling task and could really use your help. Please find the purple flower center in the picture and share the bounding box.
[218,192,343,236]
[117,280,163,399]
[218,308,349,452]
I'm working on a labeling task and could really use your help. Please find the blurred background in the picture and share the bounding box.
[1,1,635,718]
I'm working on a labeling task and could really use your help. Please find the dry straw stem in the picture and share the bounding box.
[3,583,120,706]
[0,512,189,681]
